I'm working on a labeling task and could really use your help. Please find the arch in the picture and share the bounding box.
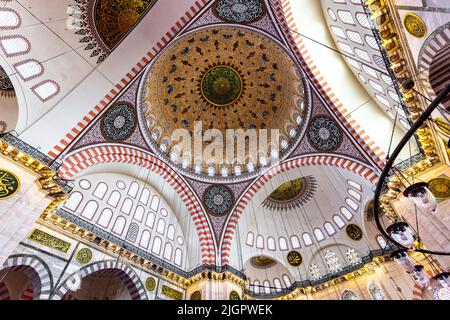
[417,22,450,109]
[220,154,380,264]
[1,255,53,300]
[368,282,385,300]
[58,146,215,264]
[341,289,359,300]
[52,260,146,300]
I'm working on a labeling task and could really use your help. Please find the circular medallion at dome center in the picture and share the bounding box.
[200,65,243,107]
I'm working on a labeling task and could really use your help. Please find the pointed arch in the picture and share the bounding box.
[1,255,53,300]
[58,146,215,264]
[220,154,380,264]
[52,260,146,300]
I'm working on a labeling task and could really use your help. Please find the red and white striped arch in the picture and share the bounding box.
[219,154,380,265]
[268,0,386,169]
[59,145,216,264]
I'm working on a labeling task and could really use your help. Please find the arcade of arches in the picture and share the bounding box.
[0,0,449,300]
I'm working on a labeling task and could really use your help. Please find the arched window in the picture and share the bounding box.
[347,189,361,201]
[253,280,260,294]
[333,215,345,228]
[139,188,150,205]
[341,207,354,220]
[341,289,359,300]
[267,237,276,250]
[290,236,301,249]
[64,192,83,211]
[97,208,113,228]
[163,243,173,260]
[346,248,362,265]
[126,223,139,242]
[376,235,389,249]
[156,218,166,235]
[150,195,160,211]
[134,206,145,222]
[152,236,162,255]
[145,212,155,228]
[160,208,168,217]
[174,248,182,266]
[112,216,126,236]
[14,59,43,81]
[93,182,108,199]
[282,275,291,287]
[128,182,139,198]
[81,200,98,220]
[107,190,121,207]
[256,235,264,249]
[121,198,133,214]
[246,232,254,246]
[32,80,60,102]
[167,225,175,240]
[302,233,313,246]
[0,9,20,29]
[279,237,288,251]
[345,198,359,211]
[273,278,282,291]
[310,264,322,281]
[0,36,30,57]
[337,10,355,25]
[356,12,371,29]
[324,222,336,236]
[368,283,385,300]
[324,250,342,273]
[263,281,271,294]
[139,230,151,249]
[313,228,325,242]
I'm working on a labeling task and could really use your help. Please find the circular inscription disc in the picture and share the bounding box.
[287,251,303,267]
[346,224,363,241]
[0,169,20,200]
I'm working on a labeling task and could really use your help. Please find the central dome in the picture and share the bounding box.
[141,26,309,180]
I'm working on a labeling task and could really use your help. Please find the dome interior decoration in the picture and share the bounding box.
[140,25,309,180]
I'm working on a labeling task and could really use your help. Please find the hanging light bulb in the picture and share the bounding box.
[431,273,450,300]
[403,182,437,214]
[412,265,431,289]
[386,222,416,250]
[391,249,415,273]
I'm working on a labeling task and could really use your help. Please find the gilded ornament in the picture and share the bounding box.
[287,251,303,267]
[404,13,427,38]
[262,176,317,211]
[0,169,20,200]
[200,65,244,107]
[28,229,71,253]
[434,118,450,136]
[428,177,450,200]
[161,285,182,300]
[250,256,276,268]
[76,248,93,264]
[229,290,240,300]
[145,277,156,292]
[190,291,201,300]
[346,224,363,241]
[94,0,157,50]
